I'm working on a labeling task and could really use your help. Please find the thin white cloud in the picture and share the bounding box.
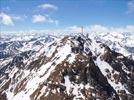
[0,12,27,26]
[12,16,24,21]
[11,14,27,21]
[35,3,58,24]
[38,3,58,11]
[127,0,134,14]
[63,25,134,33]
[32,15,46,23]
[1,6,10,12]
[0,12,14,26]
[47,17,59,25]
[89,25,109,33]
[88,25,134,33]
[55,20,59,25]
[32,14,59,25]
[66,25,81,33]
[1,25,134,35]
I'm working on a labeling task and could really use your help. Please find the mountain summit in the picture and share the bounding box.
[0,33,134,100]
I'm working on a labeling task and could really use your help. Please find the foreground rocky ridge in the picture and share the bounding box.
[0,33,134,100]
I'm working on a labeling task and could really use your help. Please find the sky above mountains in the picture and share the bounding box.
[0,0,134,33]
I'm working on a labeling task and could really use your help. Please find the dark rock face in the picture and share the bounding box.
[125,46,134,53]
[0,50,36,88]
[100,43,134,99]
[71,36,85,53]
[0,42,9,50]
[0,92,7,100]
[45,53,120,100]
[0,51,11,59]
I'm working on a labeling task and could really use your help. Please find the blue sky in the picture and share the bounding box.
[0,0,134,32]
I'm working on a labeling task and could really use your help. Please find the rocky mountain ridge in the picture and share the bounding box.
[0,33,134,100]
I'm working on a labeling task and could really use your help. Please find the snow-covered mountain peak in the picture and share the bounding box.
[0,33,134,100]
